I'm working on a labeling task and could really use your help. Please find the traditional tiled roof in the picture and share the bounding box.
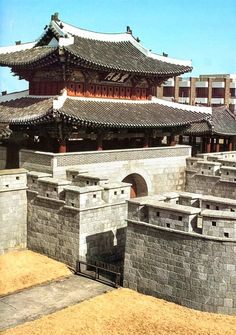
[58,98,207,129]
[0,97,54,123]
[211,107,236,136]
[184,107,236,136]
[0,94,208,129]
[64,37,191,76]
[0,16,192,76]
[0,47,57,66]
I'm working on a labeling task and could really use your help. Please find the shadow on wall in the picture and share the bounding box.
[122,173,148,198]
[85,227,126,271]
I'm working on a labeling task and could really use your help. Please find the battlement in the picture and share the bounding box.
[128,191,236,238]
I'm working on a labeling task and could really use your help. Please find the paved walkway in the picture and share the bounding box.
[0,275,113,331]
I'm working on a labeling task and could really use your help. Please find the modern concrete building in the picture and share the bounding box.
[157,74,236,113]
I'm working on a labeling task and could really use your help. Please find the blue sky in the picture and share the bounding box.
[0,0,235,93]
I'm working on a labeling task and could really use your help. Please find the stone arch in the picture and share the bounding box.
[122,173,148,198]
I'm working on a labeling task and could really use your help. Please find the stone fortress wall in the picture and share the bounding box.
[0,169,27,254]
[123,150,236,315]
[1,148,236,314]
[27,170,130,267]
[186,151,236,198]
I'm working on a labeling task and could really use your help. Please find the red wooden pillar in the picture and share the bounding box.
[215,138,220,152]
[143,136,149,148]
[59,139,67,153]
[178,135,183,145]
[228,137,233,151]
[206,137,211,153]
[97,134,103,151]
[170,134,176,146]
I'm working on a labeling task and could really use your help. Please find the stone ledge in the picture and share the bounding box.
[37,195,65,205]
[127,219,236,242]
[0,187,28,193]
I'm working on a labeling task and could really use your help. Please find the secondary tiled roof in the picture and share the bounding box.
[0,47,57,66]
[212,107,236,136]
[184,107,236,136]
[0,97,54,123]
[58,98,207,129]
[0,95,207,129]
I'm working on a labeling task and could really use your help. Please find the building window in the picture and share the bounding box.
[231,208,235,212]
[179,87,190,98]
[206,204,210,209]
[71,203,74,207]
[178,216,182,221]
[93,194,96,198]
[196,87,208,98]
[121,190,124,194]
[94,182,97,185]
[86,181,89,185]
[166,223,170,228]
[156,212,160,217]
[163,86,174,97]
[224,232,229,238]
[54,188,57,191]
[114,191,117,195]
[212,221,216,226]
[16,176,20,180]
[216,206,219,210]
[212,88,224,98]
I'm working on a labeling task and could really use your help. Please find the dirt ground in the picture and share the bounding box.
[2,288,236,335]
[0,250,72,295]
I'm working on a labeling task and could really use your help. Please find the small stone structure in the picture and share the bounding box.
[27,171,131,267]
[0,169,27,254]
[124,191,236,314]
[186,151,236,198]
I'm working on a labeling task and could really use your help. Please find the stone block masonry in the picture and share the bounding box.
[27,176,130,268]
[186,152,236,199]
[0,169,27,254]
[124,220,236,315]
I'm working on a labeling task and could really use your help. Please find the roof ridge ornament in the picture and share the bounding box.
[126,26,132,34]
[51,12,59,22]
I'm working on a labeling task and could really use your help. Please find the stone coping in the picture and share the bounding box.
[221,166,236,171]
[0,186,28,193]
[218,159,236,164]
[74,174,108,181]
[37,195,65,204]
[201,209,236,220]
[186,157,202,161]
[64,200,126,212]
[178,191,202,199]
[197,161,221,166]
[195,174,220,179]
[128,195,167,205]
[66,168,88,173]
[0,168,27,176]
[64,185,103,193]
[146,200,201,215]
[201,195,236,205]
[103,182,131,190]
[127,219,236,242]
[162,192,179,199]
[21,145,191,157]
[38,178,71,186]
[27,171,52,178]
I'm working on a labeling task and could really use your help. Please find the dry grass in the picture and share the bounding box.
[2,288,236,335]
[0,250,72,295]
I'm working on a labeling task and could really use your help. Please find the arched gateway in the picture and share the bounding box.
[122,173,148,198]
